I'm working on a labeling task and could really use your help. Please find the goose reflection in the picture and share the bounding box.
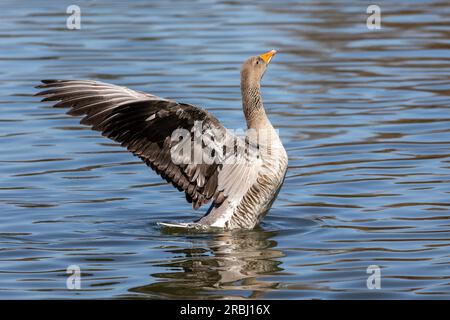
[129,228,284,299]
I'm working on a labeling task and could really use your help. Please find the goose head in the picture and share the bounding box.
[240,49,277,88]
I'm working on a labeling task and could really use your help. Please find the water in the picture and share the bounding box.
[1,0,450,299]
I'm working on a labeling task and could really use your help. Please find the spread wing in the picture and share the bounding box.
[35,80,261,210]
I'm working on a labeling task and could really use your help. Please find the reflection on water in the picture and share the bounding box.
[1,0,450,299]
[130,229,284,299]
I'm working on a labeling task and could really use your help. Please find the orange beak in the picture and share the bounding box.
[259,49,277,64]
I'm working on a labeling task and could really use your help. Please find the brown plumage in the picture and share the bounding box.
[35,50,287,230]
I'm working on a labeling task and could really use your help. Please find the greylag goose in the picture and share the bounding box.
[35,50,288,230]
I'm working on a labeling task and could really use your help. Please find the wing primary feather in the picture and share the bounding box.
[36,79,235,211]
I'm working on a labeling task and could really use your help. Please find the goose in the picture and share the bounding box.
[35,50,288,230]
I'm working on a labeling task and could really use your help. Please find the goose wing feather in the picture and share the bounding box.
[36,80,261,210]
